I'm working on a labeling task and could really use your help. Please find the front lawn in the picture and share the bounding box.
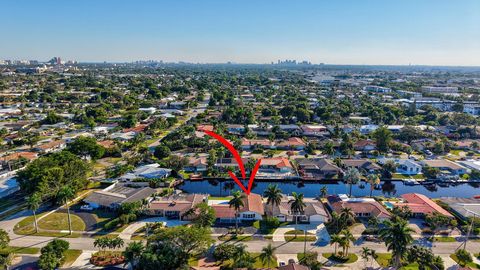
[62,249,83,267]
[218,234,253,242]
[14,212,86,235]
[450,254,480,269]
[0,246,40,255]
[322,253,358,264]
[430,236,456,242]
[284,230,316,242]
[375,253,425,269]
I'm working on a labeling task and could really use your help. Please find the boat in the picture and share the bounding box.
[404,179,419,186]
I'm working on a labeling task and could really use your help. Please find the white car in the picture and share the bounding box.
[80,205,93,211]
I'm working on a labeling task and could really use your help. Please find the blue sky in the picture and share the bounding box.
[2,0,480,65]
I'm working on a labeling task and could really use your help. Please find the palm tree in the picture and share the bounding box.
[340,230,355,256]
[57,186,75,235]
[370,249,377,268]
[344,167,360,197]
[289,192,306,237]
[263,184,282,217]
[329,234,341,256]
[320,186,328,199]
[123,241,144,269]
[379,217,414,268]
[26,193,41,233]
[229,191,245,233]
[259,243,276,268]
[339,207,355,229]
[366,174,380,197]
[361,247,371,269]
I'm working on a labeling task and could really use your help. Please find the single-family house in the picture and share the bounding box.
[393,193,453,218]
[277,137,306,150]
[271,197,330,223]
[34,140,66,154]
[241,138,274,150]
[353,139,376,152]
[211,193,264,223]
[327,195,391,220]
[84,183,155,209]
[119,163,172,182]
[342,159,382,173]
[296,158,343,179]
[258,157,294,175]
[185,157,208,173]
[145,193,207,220]
[421,160,469,175]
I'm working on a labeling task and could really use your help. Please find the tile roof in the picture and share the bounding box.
[399,193,453,217]
[260,157,292,169]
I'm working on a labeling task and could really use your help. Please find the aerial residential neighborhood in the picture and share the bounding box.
[1,1,480,270]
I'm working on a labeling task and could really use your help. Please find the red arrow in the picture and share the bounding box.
[202,129,261,195]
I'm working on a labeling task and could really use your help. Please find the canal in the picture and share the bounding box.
[179,180,480,198]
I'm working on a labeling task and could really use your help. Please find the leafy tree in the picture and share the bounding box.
[300,252,323,270]
[322,141,335,155]
[373,126,392,153]
[67,136,105,160]
[263,184,282,216]
[379,217,414,268]
[0,229,9,249]
[423,166,440,179]
[42,111,63,125]
[16,151,90,201]
[231,244,255,269]
[229,191,245,233]
[123,242,145,270]
[188,202,216,228]
[38,239,70,270]
[213,243,237,263]
[455,249,473,267]
[153,145,171,160]
[406,245,444,270]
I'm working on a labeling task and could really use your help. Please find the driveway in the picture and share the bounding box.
[119,217,189,240]
[272,223,324,242]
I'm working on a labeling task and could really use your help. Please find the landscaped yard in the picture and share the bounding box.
[220,252,278,268]
[218,234,253,242]
[284,230,316,242]
[430,236,456,242]
[392,173,424,180]
[450,253,480,269]
[322,253,358,264]
[375,253,423,270]
[14,212,86,235]
[62,249,83,267]
[0,246,40,255]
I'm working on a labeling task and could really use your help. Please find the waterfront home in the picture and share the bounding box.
[215,157,249,169]
[439,197,480,220]
[119,163,172,182]
[296,158,343,179]
[210,193,264,223]
[257,157,294,176]
[185,157,207,173]
[145,193,208,220]
[278,263,310,270]
[84,183,155,209]
[327,194,391,220]
[277,137,306,150]
[421,160,469,175]
[271,196,330,223]
[342,159,382,174]
[394,193,453,218]
[379,158,422,175]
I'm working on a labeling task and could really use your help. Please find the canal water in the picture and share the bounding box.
[179,180,480,198]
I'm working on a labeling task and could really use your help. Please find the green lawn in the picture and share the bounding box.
[218,234,253,242]
[322,253,358,264]
[450,254,480,269]
[284,230,316,242]
[375,253,425,269]
[392,173,424,180]
[14,212,86,235]
[62,249,82,267]
[430,236,456,242]
[0,246,40,255]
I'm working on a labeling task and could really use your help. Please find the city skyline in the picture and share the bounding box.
[2,0,480,66]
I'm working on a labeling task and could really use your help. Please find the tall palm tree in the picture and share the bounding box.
[26,193,41,233]
[229,191,245,233]
[259,243,276,268]
[320,186,328,199]
[339,207,356,229]
[289,192,306,237]
[366,174,380,197]
[340,230,355,256]
[344,168,360,197]
[379,217,414,268]
[329,234,341,256]
[263,184,282,217]
[57,186,75,235]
